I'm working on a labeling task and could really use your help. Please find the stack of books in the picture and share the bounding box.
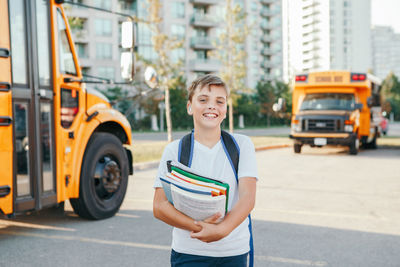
[160,160,230,221]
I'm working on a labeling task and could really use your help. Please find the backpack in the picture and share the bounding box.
[178,130,254,267]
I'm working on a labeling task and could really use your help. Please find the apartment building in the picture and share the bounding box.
[371,26,400,79]
[283,0,372,81]
[65,0,133,82]
[66,0,285,89]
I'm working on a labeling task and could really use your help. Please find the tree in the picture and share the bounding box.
[256,80,291,126]
[211,0,249,133]
[140,0,184,141]
[381,72,400,120]
[256,81,275,127]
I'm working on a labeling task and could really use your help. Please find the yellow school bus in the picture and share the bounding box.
[0,0,135,219]
[290,71,382,155]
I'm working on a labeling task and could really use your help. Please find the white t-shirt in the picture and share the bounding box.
[154,133,258,257]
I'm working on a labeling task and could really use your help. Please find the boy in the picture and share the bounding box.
[153,74,258,267]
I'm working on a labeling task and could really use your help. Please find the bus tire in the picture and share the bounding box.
[70,133,129,220]
[349,136,359,155]
[294,144,302,153]
[370,129,378,149]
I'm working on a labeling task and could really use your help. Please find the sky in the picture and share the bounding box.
[371,0,400,33]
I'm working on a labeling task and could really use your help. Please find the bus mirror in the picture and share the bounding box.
[121,52,134,81]
[354,103,363,110]
[121,21,134,49]
[144,66,158,89]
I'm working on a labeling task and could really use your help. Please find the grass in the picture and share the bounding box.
[378,136,400,147]
[132,136,292,164]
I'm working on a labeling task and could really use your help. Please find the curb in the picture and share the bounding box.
[133,144,292,172]
[255,144,291,151]
[133,160,160,172]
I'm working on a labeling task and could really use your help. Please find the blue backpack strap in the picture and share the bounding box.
[178,130,194,167]
[220,131,254,267]
[179,130,254,267]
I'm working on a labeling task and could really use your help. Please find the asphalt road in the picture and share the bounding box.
[1,146,399,267]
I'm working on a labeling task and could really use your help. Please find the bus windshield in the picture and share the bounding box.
[300,93,356,111]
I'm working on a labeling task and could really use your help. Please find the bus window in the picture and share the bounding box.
[60,88,79,128]
[57,9,77,76]
[9,0,28,85]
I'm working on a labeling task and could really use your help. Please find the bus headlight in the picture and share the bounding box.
[291,120,301,132]
[344,124,353,132]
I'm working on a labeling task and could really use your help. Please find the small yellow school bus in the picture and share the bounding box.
[290,71,382,155]
[0,0,135,219]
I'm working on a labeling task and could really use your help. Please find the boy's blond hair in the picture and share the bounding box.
[187,74,229,101]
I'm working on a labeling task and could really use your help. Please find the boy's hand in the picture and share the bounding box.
[203,212,222,224]
[190,221,227,243]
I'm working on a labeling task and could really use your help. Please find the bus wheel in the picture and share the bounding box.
[349,136,359,155]
[70,133,129,220]
[294,144,302,153]
[370,129,378,149]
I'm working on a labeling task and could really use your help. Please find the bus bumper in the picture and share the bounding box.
[289,132,356,146]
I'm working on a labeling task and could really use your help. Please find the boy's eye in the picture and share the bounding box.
[217,101,225,104]
[199,99,206,102]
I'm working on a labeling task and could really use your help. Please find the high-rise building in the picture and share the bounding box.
[371,26,400,79]
[257,0,284,86]
[283,0,372,81]
[65,0,133,82]
[66,0,285,89]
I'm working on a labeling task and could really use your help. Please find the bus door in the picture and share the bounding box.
[0,0,13,215]
[9,0,56,213]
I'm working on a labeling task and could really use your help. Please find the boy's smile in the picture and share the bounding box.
[188,85,227,130]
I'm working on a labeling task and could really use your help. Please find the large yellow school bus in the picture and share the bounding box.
[290,71,382,155]
[0,0,135,219]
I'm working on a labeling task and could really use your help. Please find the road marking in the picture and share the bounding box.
[0,230,171,251]
[0,220,76,232]
[115,213,140,218]
[256,255,328,266]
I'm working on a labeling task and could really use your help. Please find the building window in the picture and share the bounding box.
[138,46,157,61]
[97,67,114,80]
[171,24,186,39]
[96,43,112,59]
[171,2,185,18]
[93,0,111,10]
[95,18,112,36]
[75,43,88,58]
[138,23,152,45]
[195,50,207,60]
[171,48,185,63]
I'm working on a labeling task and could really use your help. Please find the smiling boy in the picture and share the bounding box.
[153,75,258,267]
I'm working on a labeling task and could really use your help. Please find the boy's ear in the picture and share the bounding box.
[187,102,193,115]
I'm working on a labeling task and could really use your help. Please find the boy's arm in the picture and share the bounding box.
[190,177,256,243]
[153,187,221,232]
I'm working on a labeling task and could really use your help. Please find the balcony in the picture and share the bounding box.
[261,35,273,43]
[261,47,273,56]
[260,61,274,69]
[260,0,275,4]
[260,21,273,30]
[189,59,221,72]
[191,13,218,28]
[190,37,215,50]
[260,8,274,17]
[190,0,220,5]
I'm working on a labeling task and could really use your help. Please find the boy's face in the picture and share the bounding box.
[188,85,227,130]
